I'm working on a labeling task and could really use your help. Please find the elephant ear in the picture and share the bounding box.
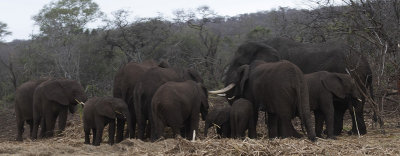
[321,73,346,99]
[96,100,116,119]
[237,65,250,96]
[187,68,203,83]
[44,81,69,106]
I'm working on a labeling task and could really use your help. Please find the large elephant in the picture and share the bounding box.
[113,59,168,139]
[83,97,133,146]
[204,106,231,138]
[224,38,372,135]
[263,38,372,135]
[133,66,203,140]
[211,59,316,141]
[14,78,48,141]
[230,98,255,139]
[32,79,87,139]
[151,80,209,141]
[305,71,362,139]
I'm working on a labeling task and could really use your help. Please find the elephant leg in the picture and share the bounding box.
[44,112,57,138]
[188,116,200,140]
[108,121,115,145]
[94,128,104,146]
[333,104,346,136]
[116,118,125,143]
[151,115,164,142]
[57,109,68,135]
[267,114,278,139]
[16,118,24,141]
[39,117,46,138]
[320,99,336,139]
[349,101,367,135]
[145,119,152,139]
[248,114,257,139]
[216,127,222,137]
[314,111,324,138]
[222,123,231,138]
[136,115,146,140]
[32,114,41,140]
[278,115,295,138]
[92,128,97,146]
[27,120,33,138]
[84,126,91,144]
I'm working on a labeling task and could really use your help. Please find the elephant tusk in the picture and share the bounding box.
[192,130,196,142]
[357,98,362,102]
[75,99,85,106]
[209,83,236,94]
[212,123,221,129]
[227,96,236,100]
[217,93,226,97]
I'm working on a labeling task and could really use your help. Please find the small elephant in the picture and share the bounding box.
[204,106,231,138]
[230,98,255,139]
[305,71,362,139]
[151,80,209,141]
[83,97,133,146]
[32,79,87,139]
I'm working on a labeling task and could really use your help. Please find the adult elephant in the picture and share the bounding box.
[151,80,209,141]
[14,78,48,141]
[264,38,372,135]
[113,59,168,140]
[211,59,316,141]
[32,79,87,139]
[223,38,371,135]
[83,97,133,146]
[134,66,203,140]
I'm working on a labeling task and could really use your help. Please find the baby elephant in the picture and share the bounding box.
[151,80,209,141]
[204,106,231,138]
[230,98,256,139]
[83,97,133,146]
[305,71,361,139]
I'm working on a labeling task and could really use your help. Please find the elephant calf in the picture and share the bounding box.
[151,80,209,141]
[83,97,133,146]
[305,71,362,139]
[230,98,255,139]
[204,106,231,138]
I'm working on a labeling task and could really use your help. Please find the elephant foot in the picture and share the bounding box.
[327,136,337,140]
[84,141,90,144]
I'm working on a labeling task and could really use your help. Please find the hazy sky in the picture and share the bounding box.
[0,0,312,42]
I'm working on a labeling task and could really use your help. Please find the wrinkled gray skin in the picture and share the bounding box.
[151,80,209,141]
[263,38,371,135]
[204,106,231,138]
[32,79,87,139]
[14,78,77,141]
[83,97,133,146]
[134,66,203,140]
[224,38,371,135]
[220,59,316,141]
[230,98,255,139]
[113,59,169,139]
[305,71,362,139]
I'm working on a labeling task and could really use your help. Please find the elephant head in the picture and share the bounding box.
[43,79,87,108]
[321,73,362,102]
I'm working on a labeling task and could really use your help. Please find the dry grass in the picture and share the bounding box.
[1,96,400,155]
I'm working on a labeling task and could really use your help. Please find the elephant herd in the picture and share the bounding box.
[13,37,373,146]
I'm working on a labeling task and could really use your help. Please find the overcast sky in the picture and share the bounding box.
[0,0,312,42]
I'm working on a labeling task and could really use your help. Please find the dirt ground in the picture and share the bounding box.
[1,96,400,155]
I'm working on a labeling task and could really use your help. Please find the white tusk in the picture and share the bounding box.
[217,93,226,97]
[75,99,85,106]
[227,96,236,100]
[357,98,362,102]
[209,83,236,94]
[192,130,196,142]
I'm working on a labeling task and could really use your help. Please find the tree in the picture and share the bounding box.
[0,22,11,41]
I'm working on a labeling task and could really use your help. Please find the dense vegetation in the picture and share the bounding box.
[0,0,399,125]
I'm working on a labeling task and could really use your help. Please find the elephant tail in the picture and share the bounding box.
[296,69,316,141]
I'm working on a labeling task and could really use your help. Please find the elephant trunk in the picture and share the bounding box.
[298,80,316,141]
